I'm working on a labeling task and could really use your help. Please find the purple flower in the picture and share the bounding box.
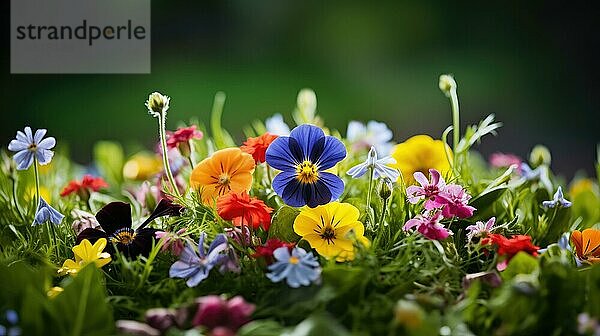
[428,184,476,219]
[8,127,55,170]
[169,233,229,287]
[265,124,346,208]
[346,146,399,181]
[192,295,255,333]
[406,169,446,204]
[267,247,321,288]
[542,186,572,209]
[32,197,64,226]
[403,209,453,240]
[465,217,497,244]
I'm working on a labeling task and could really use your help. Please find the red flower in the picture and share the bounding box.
[240,133,278,163]
[60,175,108,197]
[251,238,294,264]
[166,125,203,150]
[217,192,273,230]
[481,234,539,271]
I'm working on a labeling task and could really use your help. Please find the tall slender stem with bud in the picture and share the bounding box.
[146,92,180,197]
[439,74,460,153]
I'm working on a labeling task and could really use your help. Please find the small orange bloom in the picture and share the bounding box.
[60,175,108,197]
[241,133,278,163]
[571,229,600,264]
[190,148,255,204]
[217,192,273,230]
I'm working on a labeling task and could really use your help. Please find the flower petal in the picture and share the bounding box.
[265,137,301,171]
[95,202,132,236]
[33,129,47,144]
[289,124,325,161]
[37,136,56,150]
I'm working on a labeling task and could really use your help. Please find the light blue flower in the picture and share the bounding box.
[542,186,572,209]
[265,113,291,136]
[267,247,321,288]
[169,233,228,287]
[346,120,394,155]
[7,127,55,170]
[32,197,64,226]
[1,309,21,336]
[346,146,400,181]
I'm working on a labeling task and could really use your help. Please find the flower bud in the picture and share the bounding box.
[438,74,457,97]
[529,145,551,167]
[378,177,393,201]
[296,88,317,122]
[145,308,177,332]
[71,209,100,235]
[146,92,170,118]
[394,300,424,330]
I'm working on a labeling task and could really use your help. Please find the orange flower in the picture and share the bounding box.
[571,229,600,264]
[190,148,255,204]
[241,133,278,163]
[217,192,273,230]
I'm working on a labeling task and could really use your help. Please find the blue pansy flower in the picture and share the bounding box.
[267,247,321,288]
[169,233,228,287]
[346,146,399,181]
[8,127,55,170]
[542,186,572,209]
[265,124,346,208]
[32,197,64,226]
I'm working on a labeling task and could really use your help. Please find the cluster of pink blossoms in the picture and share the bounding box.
[403,169,476,240]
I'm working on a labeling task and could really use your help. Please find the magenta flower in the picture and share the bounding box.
[406,169,446,205]
[427,184,476,219]
[192,295,255,334]
[155,228,187,256]
[403,209,453,240]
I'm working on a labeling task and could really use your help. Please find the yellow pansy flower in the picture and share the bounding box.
[389,135,452,185]
[58,238,111,276]
[293,202,369,262]
[123,152,163,180]
[569,178,595,198]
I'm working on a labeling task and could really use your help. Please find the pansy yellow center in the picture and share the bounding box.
[112,228,136,245]
[289,256,300,264]
[296,160,319,184]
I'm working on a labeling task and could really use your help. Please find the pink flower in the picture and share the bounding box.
[166,125,203,150]
[406,169,446,204]
[489,152,522,171]
[465,217,497,244]
[403,209,453,240]
[192,295,255,333]
[427,184,476,219]
[155,228,187,256]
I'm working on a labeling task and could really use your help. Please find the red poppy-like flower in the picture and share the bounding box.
[217,192,273,230]
[166,125,203,150]
[251,238,295,264]
[240,133,278,163]
[481,234,539,271]
[60,175,108,197]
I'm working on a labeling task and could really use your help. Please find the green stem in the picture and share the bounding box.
[373,198,389,250]
[265,163,273,187]
[366,166,374,229]
[449,88,460,152]
[10,176,24,220]
[187,155,195,170]
[158,115,180,197]
[33,158,40,208]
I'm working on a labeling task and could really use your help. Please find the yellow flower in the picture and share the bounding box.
[294,202,369,261]
[389,135,452,185]
[123,152,163,180]
[569,178,595,198]
[58,238,111,276]
[190,148,255,204]
[47,286,64,298]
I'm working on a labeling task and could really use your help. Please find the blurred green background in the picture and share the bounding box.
[2,1,598,177]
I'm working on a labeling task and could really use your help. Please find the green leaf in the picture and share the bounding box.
[239,320,286,336]
[282,314,351,336]
[501,252,539,280]
[50,265,114,336]
[268,206,301,242]
[93,141,124,187]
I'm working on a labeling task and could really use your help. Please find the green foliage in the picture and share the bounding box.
[93,141,124,188]
[268,206,300,242]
